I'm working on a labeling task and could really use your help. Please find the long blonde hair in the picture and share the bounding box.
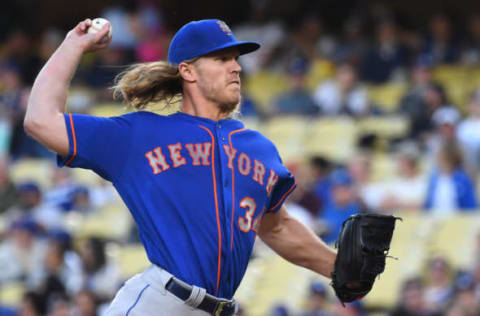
[113,61,182,110]
[113,59,242,117]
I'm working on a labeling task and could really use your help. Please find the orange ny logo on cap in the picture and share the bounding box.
[216,20,232,36]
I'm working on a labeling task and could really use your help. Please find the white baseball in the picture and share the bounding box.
[87,18,112,43]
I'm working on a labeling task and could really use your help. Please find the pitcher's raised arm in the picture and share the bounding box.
[24,18,111,156]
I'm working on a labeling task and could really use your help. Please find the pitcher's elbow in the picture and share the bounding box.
[23,117,41,137]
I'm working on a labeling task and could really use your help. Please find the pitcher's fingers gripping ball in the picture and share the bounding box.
[87,18,113,43]
[331,213,401,304]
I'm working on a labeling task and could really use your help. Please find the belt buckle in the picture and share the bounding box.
[214,301,229,316]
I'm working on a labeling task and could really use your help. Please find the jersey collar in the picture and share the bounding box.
[171,111,245,130]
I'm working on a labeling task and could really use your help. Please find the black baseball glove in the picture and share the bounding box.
[331,213,401,304]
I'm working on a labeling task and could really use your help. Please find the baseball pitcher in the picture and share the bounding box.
[24,18,398,316]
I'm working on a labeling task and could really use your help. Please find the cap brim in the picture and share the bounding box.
[201,41,260,57]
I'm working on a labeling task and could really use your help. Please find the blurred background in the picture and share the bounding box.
[2,0,480,315]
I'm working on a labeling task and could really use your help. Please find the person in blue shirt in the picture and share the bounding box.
[424,141,477,213]
[320,168,363,244]
[24,18,337,316]
[298,282,334,316]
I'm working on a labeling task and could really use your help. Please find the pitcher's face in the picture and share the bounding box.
[193,47,242,113]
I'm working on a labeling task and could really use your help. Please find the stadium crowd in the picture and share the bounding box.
[1,1,480,315]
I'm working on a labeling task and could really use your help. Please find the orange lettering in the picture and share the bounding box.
[145,147,170,174]
[223,145,237,169]
[266,170,278,196]
[168,143,187,168]
[252,160,266,185]
[238,153,251,176]
[185,143,211,166]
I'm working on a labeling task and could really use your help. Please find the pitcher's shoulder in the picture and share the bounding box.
[239,128,279,153]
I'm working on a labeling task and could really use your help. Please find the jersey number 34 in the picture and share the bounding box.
[238,197,260,233]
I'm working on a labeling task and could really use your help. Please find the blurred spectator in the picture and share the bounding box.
[72,289,99,316]
[89,178,120,209]
[233,1,286,74]
[456,88,480,177]
[268,15,336,70]
[333,16,367,65]
[0,158,17,213]
[239,71,263,118]
[69,186,95,214]
[283,162,319,229]
[43,167,76,211]
[346,153,379,211]
[427,106,461,158]
[134,3,168,63]
[101,3,139,50]
[38,28,62,64]
[398,56,438,139]
[65,88,94,114]
[312,62,370,116]
[298,281,333,316]
[79,237,121,300]
[319,168,364,243]
[423,257,454,312]
[422,13,459,64]
[0,63,23,141]
[4,181,64,230]
[401,79,451,142]
[461,14,480,66]
[360,19,409,83]
[0,219,46,285]
[424,142,478,213]
[375,142,427,212]
[331,301,365,316]
[37,230,82,296]
[240,93,262,117]
[18,291,46,316]
[310,156,333,214]
[269,304,291,316]
[81,49,130,91]
[0,28,42,85]
[47,294,72,316]
[446,271,480,316]
[236,304,246,316]
[272,58,319,116]
[389,277,440,316]
[1,76,51,160]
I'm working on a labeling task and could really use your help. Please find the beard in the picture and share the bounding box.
[198,78,241,115]
[219,98,240,114]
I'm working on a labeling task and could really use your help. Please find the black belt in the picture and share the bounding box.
[165,278,236,316]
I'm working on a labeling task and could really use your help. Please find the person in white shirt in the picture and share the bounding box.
[457,88,480,177]
[312,62,370,116]
[377,142,427,212]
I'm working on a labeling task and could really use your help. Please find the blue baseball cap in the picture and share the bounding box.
[330,168,353,187]
[168,19,260,65]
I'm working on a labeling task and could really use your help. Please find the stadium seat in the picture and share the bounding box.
[357,116,409,139]
[113,244,150,279]
[306,59,335,90]
[369,153,398,181]
[68,202,132,241]
[425,214,480,268]
[8,158,53,188]
[0,281,24,306]
[366,83,408,113]
[89,103,128,117]
[304,117,358,163]
[433,66,470,111]
[237,249,322,316]
[244,71,288,112]
[241,117,263,133]
[364,213,426,307]
[262,116,309,161]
